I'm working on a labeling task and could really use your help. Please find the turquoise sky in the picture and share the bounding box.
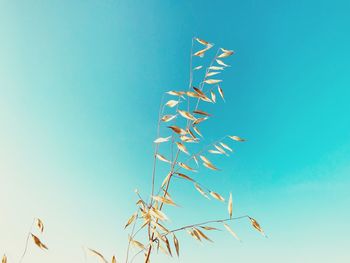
[1,1,350,262]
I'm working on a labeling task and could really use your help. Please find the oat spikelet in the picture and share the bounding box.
[168,126,187,135]
[165,100,179,108]
[37,218,44,233]
[194,184,209,199]
[216,59,230,67]
[154,136,172,143]
[211,90,216,103]
[155,154,171,163]
[176,142,190,155]
[249,217,266,237]
[229,135,246,142]
[223,223,240,241]
[228,193,233,218]
[195,37,210,46]
[209,66,224,71]
[173,234,180,257]
[161,115,177,122]
[194,228,213,242]
[218,86,225,101]
[178,162,197,172]
[166,91,185,96]
[193,109,211,116]
[176,173,194,182]
[210,191,225,202]
[178,110,196,121]
[152,196,177,206]
[220,142,233,152]
[124,212,137,229]
[204,79,222,85]
[31,234,48,250]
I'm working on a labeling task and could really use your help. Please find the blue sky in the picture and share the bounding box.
[1,1,350,262]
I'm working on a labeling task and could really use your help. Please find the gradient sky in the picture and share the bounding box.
[1,1,350,262]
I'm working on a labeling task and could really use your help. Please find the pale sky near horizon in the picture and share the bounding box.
[1,1,350,262]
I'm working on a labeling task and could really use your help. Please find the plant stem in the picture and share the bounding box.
[125,217,138,263]
[150,94,166,202]
[163,215,250,236]
[19,218,35,263]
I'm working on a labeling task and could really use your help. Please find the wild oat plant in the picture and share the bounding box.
[2,38,266,263]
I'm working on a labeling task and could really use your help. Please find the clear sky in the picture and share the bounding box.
[1,1,350,263]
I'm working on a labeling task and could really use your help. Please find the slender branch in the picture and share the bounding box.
[145,148,180,262]
[163,215,250,237]
[130,249,144,263]
[125,216,138,263]
[150,94,166,202]
[19,218,36,263]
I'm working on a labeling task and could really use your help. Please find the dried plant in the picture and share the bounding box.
[2,37,265,263]
[121,37,266,263]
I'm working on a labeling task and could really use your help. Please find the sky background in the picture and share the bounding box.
[1,0,350,262]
